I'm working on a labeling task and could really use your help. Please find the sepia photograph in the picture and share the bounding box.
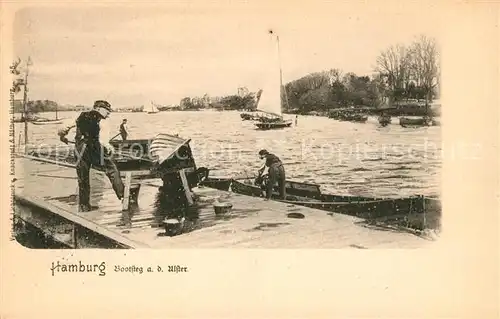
[10,4,443,249]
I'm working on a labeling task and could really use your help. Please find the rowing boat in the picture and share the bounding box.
[378,115,392,126]
[399,117,432,127]
[231,177,321,198]
[31,119,64,125]
[199,177,233,191]
[230,178,432,219]
[254,120,292,130]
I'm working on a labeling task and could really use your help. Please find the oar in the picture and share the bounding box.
[109,133,121,141]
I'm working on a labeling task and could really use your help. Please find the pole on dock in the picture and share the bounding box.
[22,57,32,154]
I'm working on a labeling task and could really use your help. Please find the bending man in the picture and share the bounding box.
[58,100,125,212]
[257,149,286,200]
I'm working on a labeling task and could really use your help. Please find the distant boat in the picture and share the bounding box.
[147,101,159,114]
[399,116,433,127]
[378,114,392,126]
[18,103,64,125]
[31,119,63,125]
[344,113,368,123]
[329,109,368,123]
[255,119,292,129]
[254,31,292,130]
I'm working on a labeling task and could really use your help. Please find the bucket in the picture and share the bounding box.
[213,202,233,216]
[163,218,184,236]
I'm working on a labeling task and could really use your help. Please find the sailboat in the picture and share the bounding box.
[23,61,63,125]
[31,104,63,125]
[254,30,292,130]
[147,101,159,114]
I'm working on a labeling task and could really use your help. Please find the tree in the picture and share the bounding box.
[375,44,412,103]
[180,97,194,109]
[408,35,439,105]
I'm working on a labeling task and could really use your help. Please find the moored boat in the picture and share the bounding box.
[329,110,368,123]
[255,119,292,130]
[399,116,432,127]
[231,176,321,199]
[240,113,254,120]
[378,114,392,126]
[230,178,433,219]
[31,119,64,125]
[345,114,368,123]
[198,176,233,191]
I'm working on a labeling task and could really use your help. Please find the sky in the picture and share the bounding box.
[13,2,442,107]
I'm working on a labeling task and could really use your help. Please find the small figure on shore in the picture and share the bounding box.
[120,119,128,140]
[58,100,126,212]
[257,149,286,200]
[295,115,298,126]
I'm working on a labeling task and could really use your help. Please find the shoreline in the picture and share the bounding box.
[13,107,440,118]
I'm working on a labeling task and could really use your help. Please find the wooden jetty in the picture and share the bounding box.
[13,156,430,249]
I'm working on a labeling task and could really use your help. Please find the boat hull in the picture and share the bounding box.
[330,112,368,123]
[254,120,292,130]
[399,117,432,127]
[343,114,368,123]
[31,120,64,125]
[231,178,321,199]
[199,177,232,191]
[231,179,429,218]
[378,115,392,126]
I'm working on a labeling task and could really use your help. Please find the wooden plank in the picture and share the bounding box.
[14,193,149,248]
[16,153,154,177]
[122,172,132,211]
[18,154,76,169]
[179,169,194,205]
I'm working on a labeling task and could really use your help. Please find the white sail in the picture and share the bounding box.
[146,101,159,113]
[256,34,282,117]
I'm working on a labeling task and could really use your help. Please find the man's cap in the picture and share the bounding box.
[93,100,112,111]
[258,149,269,156]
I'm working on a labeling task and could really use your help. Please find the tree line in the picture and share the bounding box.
[282,34,439,114]
[12,99,86,113]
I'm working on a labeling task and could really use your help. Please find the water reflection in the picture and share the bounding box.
[152,183,204,236]
[152,185,259,237]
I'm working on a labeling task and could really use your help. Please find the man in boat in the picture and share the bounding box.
[58,100,125,212]
[257,149,286,200]
[120,119,128,140]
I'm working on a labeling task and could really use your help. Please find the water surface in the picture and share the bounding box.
[15,110,441,198]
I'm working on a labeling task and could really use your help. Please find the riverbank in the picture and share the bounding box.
[12,102,440,117]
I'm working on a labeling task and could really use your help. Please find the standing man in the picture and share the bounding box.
[295,115,298,126]
[120,119,128,140]
[58,100,125,212]
[257,149,286,200]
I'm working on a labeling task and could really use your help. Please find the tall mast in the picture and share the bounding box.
[275,35,290,113]
[277,35,283,113]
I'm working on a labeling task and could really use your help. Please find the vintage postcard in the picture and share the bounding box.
[1,1,498,317]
